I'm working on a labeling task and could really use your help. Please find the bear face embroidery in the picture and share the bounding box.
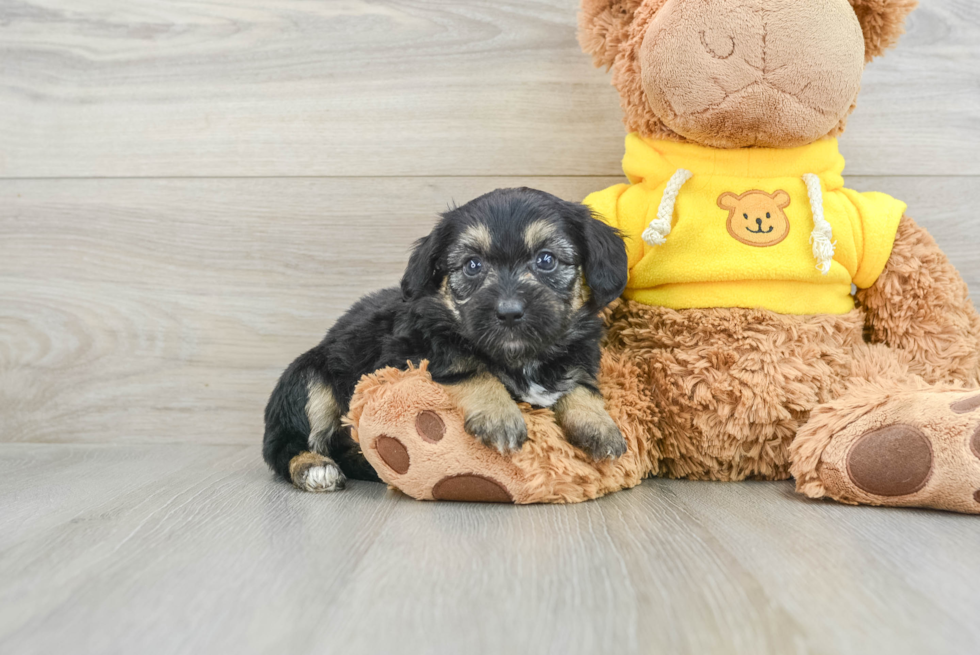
[718,190,791,247]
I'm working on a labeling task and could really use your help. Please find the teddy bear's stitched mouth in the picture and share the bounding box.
[676,80,836,122]
[650,78,847,149]
[746,225,774,234]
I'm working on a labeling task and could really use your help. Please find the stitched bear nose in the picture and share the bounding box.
[496,298,525,325]
[756,217,763,227]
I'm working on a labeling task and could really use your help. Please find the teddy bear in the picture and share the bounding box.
[345,0,980,513]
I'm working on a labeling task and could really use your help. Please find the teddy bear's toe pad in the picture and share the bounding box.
[431,474,514,503]
[375,435,411,474]
[846,425,933,497]
[951,393,980,414]
[416,410,445,442]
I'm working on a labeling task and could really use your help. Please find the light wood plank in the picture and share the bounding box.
[1,176,978,446]
[676,480,980,653]
[0,444,977,655]
[0,442,246,550]
[840,0,980,175]
[0,0,977,178]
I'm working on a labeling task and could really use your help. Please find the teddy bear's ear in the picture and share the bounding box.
[848,0,918,62]
[578,0,644,69]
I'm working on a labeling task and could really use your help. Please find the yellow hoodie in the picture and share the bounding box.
[584,135,906,315]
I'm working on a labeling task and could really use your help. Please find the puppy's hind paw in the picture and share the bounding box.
[465,409,528,454]
[289,451,347,492]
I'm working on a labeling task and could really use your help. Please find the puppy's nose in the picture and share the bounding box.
[496,298,525,325]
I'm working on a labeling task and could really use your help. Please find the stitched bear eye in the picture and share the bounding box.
[766,212,771,218]
[535,251,557,272]
[743,213,749,219]
[463,257,483,277]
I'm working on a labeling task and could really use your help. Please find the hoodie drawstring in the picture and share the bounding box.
[642,169,836,274]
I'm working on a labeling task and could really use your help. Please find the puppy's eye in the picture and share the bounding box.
[463,257,483,277]
[535,251,557,272]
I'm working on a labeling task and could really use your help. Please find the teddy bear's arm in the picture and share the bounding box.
[856,216,980,385]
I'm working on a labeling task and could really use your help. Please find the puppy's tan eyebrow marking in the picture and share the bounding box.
[440,277,462,316]
[458,223,493,252]
[571,268,590,311]
[523,221,558,250]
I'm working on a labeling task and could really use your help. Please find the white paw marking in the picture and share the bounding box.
[520,382,564,408]
[299,463,346,492]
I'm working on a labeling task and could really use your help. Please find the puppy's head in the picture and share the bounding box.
[401,188,627,366]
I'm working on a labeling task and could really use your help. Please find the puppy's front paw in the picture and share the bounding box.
[289,452,347,492]
[464,406,528,454]
[561,409,627,461]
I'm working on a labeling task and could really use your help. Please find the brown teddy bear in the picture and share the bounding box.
[346,0,980,513]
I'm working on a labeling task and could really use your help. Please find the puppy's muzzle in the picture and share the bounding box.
[495,298,525,326]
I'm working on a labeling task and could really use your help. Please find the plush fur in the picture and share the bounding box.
[340,0,980,513]
[578,0,647,69]
[263,188,629,490]
[856,217,980,386]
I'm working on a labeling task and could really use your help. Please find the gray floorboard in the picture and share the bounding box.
[0,443,977,655]
[2,1,979,652]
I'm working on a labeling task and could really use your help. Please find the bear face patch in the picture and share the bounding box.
[718,190,791,247]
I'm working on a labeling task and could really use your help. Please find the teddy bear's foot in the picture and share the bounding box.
[793,385,980,514]
[345,364,532,503]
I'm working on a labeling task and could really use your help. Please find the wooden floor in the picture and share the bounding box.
[1,1,979,653]
[1,443,978,655]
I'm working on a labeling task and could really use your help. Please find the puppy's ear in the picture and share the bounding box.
[401,220,452,299]
[564,202,628,311]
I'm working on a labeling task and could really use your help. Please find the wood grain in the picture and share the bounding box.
[1,0,977,178]
[2,176,977,446]
[2,2,978,653]
[0,443,977,655]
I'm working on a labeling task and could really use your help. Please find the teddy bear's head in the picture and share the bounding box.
[579,0,917,148]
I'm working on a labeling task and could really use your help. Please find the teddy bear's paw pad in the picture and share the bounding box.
[431,474,514,503]
[815,391,980,514]
[416,410,445,443]
[375,435,411,474]
[846,425,933,497]
[951,393,980,414]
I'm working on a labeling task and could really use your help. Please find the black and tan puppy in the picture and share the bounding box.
[263,187,629,492]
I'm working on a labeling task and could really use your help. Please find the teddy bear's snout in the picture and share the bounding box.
[639,0,867,148]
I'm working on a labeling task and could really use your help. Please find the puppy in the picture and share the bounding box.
[263,187,629,492]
